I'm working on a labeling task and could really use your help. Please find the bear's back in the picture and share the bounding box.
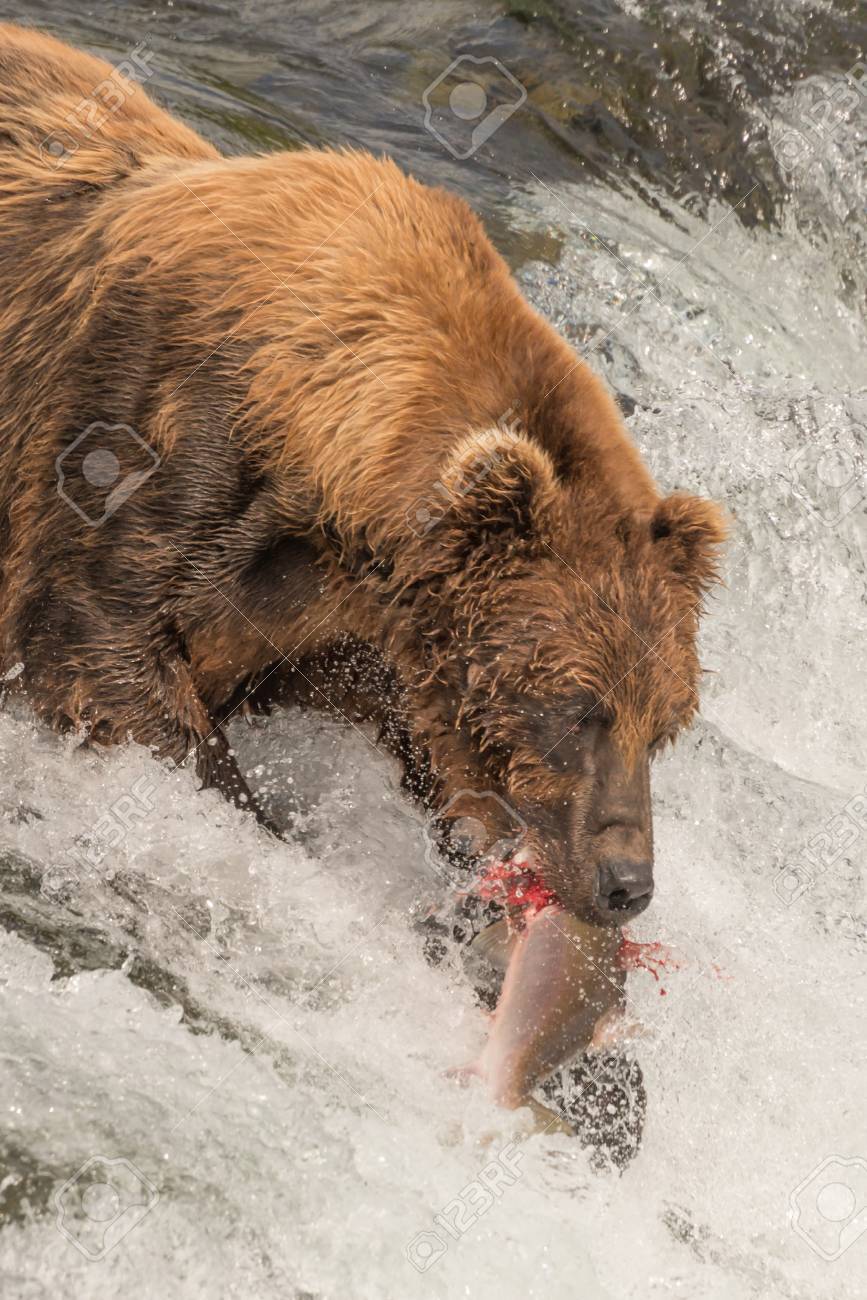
[0,22,659,560]
[0,23,216,173]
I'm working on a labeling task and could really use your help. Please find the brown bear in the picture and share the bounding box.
[0,24,725,924]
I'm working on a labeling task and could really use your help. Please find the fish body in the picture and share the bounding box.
[471,905,624,1109]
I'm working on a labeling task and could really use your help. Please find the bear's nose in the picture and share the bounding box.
[595,859,654,916]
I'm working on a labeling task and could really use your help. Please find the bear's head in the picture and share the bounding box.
[407,426,727,925]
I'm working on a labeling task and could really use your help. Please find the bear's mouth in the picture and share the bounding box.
[473,841,654,930]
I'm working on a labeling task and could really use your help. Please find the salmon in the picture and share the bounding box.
[468,905,625,1112]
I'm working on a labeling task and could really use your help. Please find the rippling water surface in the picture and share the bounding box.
[1,2,865,1297]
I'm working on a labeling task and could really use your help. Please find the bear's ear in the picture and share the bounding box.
[433,428,559,552]
[651,492,728,594]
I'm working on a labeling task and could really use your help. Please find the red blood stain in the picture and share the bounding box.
[617,935,683,995]
[474,869,728,995]
[476,860,558,919]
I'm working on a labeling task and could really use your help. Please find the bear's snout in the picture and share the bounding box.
[594,857,654,919]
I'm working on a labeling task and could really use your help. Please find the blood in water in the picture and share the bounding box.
[617,936,683,995]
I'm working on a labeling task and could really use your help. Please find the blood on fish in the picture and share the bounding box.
[476,860,558,919]
[473,866,727,997]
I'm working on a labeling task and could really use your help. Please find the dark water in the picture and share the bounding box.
[3,0,864,245]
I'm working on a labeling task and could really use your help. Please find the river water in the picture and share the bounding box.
[0,2,865,1298]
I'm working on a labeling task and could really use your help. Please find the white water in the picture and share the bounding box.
[1,71,866,1300]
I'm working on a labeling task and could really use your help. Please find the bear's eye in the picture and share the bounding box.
[543,729,590,773]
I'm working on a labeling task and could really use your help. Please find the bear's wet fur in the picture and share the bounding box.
[0,24,725,918]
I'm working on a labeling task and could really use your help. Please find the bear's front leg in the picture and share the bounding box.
[114,654,277,831]
[19,622,275,831]
[189,720,279,832]
[397,676,526,876]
